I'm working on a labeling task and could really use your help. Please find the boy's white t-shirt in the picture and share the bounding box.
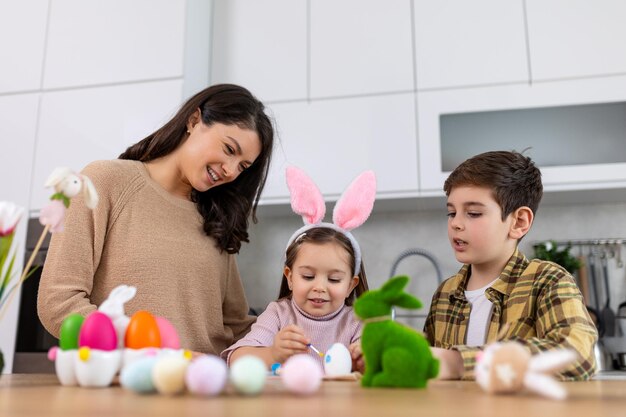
[464,278,498,346]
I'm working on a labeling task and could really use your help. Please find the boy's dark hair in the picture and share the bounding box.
[443,150,543,219]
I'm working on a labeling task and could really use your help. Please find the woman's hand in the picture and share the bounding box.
[270,324,310,363]
[349,341,365,373]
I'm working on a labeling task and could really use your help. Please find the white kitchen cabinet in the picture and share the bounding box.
[211,0,307,103]
[262,93,419,202]
[417,76,626,193]
[30,80,183,211]
[43,0,185,89]
[526,0,626,81]
[0,93,39,373]
[413,0,528,90]
[310,0,414,98]
[0,0,48,93]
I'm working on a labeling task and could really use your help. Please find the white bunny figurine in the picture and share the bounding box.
[40,167,99,233]
[44,167,99,209]
[98,285,137,348]
[475,341,578,400]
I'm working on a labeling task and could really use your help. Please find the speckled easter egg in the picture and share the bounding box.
[185,355,228,396]
[281,354,323,395]
[323,343,352,376]
[78,311,117,351]
[125,311,161,349]
[59,313,84,350]
[229,355,267,395]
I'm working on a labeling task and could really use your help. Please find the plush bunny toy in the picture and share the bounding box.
[475,341,577,400]
[354,275,439,388]
[40,167,99,233]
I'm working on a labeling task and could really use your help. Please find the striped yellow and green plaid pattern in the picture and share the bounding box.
[424,248,598,381]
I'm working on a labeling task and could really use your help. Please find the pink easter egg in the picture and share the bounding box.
[281,354,323,395]
[78,311,118,351]
[155,316,180,349]
[185,355,228,396]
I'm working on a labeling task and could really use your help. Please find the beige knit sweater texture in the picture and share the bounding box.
[37,159,255,354]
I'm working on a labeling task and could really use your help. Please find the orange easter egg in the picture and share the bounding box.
[125,310,161,349]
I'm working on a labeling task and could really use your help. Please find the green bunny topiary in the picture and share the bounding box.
[354,275,439,388]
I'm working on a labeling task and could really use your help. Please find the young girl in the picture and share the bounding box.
[222,167,376,373]
[38,84,274,356]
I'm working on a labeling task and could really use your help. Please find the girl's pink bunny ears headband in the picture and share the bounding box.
[285,166,377,275]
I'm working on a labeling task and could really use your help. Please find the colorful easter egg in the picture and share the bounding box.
[125,311,161,349]
[155,316,180,349]
[323,343,352,376]
[59,313,84,350]
[78,311,117,351]
[120,356,158,394]
[281,354,323,395]
[152,356,189,395]
[230,355,267,395]
[185,355,228,396]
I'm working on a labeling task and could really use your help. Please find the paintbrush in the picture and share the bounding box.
[308,344,324,357]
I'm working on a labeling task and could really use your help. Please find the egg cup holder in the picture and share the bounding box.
[48,285,183,388]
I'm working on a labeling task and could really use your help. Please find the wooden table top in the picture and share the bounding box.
[1,374,626,417]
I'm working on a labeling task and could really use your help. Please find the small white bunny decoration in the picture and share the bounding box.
[40,167,99,233]
[475,341,578,400]
[98,285,137,349]
[44,167,99,209]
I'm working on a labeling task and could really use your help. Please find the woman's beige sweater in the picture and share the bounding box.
[38,159,255,354]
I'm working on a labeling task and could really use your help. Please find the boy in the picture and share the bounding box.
[424,151,597,380]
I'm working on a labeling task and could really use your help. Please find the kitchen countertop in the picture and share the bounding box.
[1,374,626,417]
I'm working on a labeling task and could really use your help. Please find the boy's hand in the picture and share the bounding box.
[349,341,365,373]
[431,347,463,380]
[271,324,310,363]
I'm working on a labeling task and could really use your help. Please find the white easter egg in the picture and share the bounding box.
[229,355,267,395]
[281,354,323,395]
[152,356,189,395]
[323,343,352,377]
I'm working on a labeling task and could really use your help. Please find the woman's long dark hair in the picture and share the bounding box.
[277,227,369,306]
[119,84,274,254]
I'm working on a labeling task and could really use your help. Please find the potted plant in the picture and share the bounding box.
[533,240,581,274]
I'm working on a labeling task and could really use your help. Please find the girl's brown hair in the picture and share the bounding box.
[277,227,369,306]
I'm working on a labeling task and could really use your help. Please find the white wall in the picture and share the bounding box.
[0,0,210,373]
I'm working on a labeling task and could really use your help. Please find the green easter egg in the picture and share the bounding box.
[59,313,85,350]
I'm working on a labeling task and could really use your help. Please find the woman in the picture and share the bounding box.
[38,84,274,354]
